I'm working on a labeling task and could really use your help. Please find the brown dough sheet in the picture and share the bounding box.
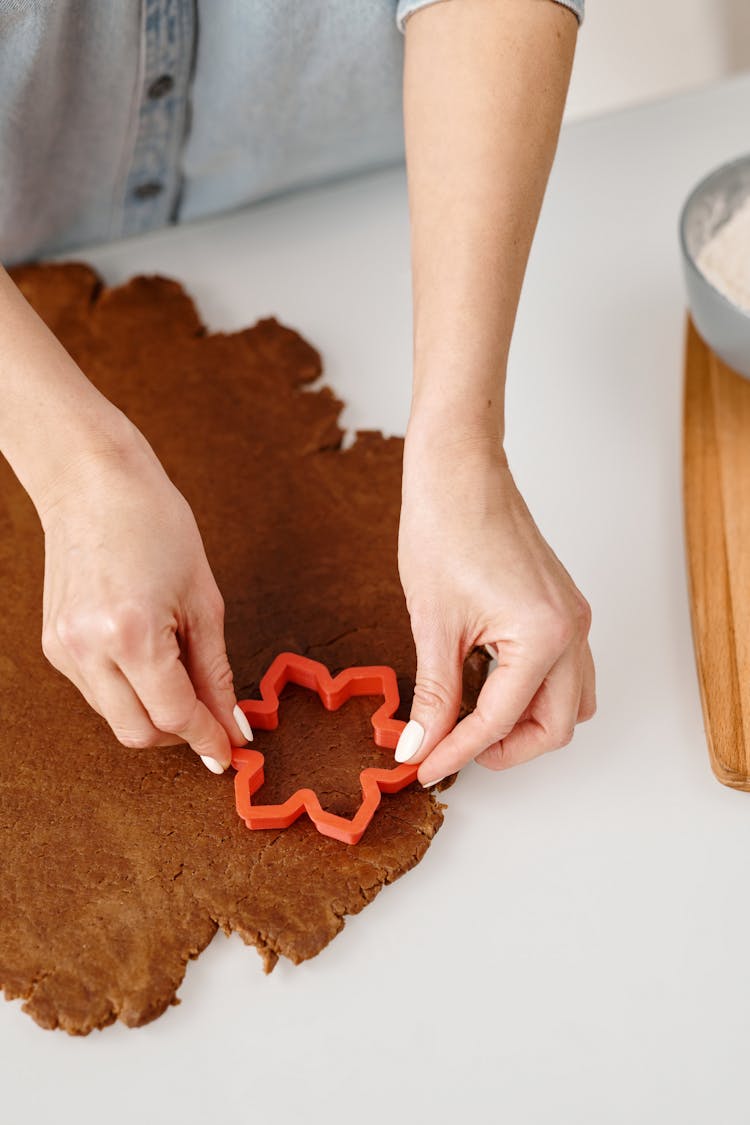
[0,264,488,1034]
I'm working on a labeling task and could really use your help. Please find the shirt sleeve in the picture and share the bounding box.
[396,0,585,32]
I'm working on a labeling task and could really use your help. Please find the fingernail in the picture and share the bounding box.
[200,755,226,775]
[233,704,253,744]
[485,643,498,658]
[395,719,425,763]
[422,775,447,788]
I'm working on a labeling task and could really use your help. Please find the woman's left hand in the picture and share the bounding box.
[396,424,596,786]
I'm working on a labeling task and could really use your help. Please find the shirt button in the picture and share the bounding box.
[132,181,164,200]
[147,74,174,99]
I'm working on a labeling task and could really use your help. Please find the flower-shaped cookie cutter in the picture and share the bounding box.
[231,652,418,845]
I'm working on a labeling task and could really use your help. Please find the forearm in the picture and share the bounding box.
[0,265,138,516]
[403,0,577,445]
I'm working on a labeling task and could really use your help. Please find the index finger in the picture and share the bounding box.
[119,646,233,772]
[416,656,547,786]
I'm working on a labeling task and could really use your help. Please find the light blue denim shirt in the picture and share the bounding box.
[0,0,583,264]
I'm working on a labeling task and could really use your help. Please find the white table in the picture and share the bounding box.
[5,72,750,1125]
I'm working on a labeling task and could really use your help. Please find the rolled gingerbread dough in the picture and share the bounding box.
[0,264,488,1034]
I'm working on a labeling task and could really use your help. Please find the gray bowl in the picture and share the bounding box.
[680,153,750,378]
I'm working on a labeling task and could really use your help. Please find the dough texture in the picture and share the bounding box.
[0,264,488,1034]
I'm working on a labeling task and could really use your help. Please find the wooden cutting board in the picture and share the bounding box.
[684,316,750,789]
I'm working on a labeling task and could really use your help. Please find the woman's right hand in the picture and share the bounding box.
[0,265,248,770]
[38,428,252,772]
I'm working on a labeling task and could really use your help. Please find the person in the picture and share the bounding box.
[0,0,595,787]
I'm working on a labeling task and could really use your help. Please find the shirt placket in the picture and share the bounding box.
[121,0,195,238]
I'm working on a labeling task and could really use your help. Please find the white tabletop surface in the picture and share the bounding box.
[5,72,750,1125]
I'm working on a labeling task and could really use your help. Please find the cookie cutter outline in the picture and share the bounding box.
[231,652,419,845]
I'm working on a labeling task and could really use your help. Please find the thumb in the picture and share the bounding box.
[395,620,464,765]
[184,599,253,749]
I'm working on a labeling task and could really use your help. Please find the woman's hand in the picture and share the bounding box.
[396,426,595,785]
[0,265,250,771]
[398,0,586,783]
[39,431,252,772]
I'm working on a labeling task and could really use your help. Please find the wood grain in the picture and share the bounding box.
[684,316,750,788]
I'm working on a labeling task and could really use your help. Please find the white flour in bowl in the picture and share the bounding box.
[697,194,750,312]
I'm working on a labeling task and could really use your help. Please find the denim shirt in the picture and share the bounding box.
[0,0,583,264]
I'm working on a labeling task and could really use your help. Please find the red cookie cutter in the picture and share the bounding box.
[231,652,418,845]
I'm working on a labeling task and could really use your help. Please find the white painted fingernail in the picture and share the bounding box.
[395,719,425,763]
[422,775,447,788]
[233,704,253,743]
[485,643,498,658]
[200,755,226,775]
